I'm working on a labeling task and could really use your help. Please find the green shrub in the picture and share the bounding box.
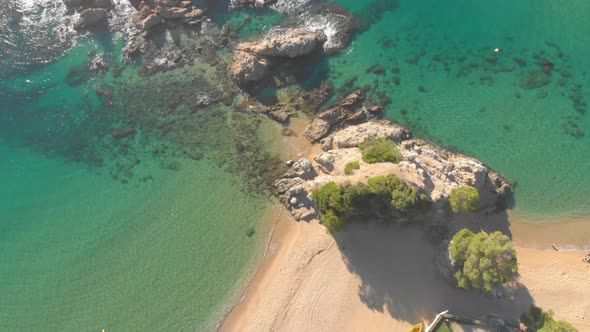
[343,182,374,212]
[391,185,419,213]
[520,306,578,332]
[312,176,422,233]
[450,229,517,292]
[344,161,360,175]
[312,181,348,214]
[313,182,349,233]
[449,186,480,213]
[366,174,420,213]
[321,209,345,234]
[359,137,402,164]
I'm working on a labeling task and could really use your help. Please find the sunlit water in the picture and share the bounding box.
[2,0,590,331]
[324,0,590,220]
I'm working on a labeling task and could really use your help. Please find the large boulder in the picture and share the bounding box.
[74,8,108,29]
[231,51,271,85]
[238,28,326,58]
[299,3,356,54]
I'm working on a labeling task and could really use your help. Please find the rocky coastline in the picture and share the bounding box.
[272,91,512,226]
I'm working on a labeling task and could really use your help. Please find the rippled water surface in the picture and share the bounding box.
[326,0,590,219]
[1,0,590,331]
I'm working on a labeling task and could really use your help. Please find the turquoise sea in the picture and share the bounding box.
[1,0,590,330]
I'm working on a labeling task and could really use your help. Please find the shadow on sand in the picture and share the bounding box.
[332,212,534,325]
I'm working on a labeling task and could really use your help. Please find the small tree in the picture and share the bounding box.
[449,186,480,213]
[359,137,402,164]
[312,182,349,233]
[450,229,517,292]
[520,306,578,332]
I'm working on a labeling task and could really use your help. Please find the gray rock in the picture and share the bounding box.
[238,28,326,58]
[74,8,108,29]
[315,153,335,172]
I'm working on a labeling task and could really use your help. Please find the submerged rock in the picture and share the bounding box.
[519,70,551,89]
[111,127,136,138]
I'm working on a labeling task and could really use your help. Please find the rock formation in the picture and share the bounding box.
[238,81,334,123]
[303,88,384,143]
[74,8,109,30]
[273,117,511,224]
[298,3,356,54]
[64,0,113,30]
[132,0,205,32]
[232,28,326,86]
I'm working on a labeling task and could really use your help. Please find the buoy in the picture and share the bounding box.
[494,48,501,53]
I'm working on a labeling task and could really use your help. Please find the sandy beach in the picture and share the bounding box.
[219,216,589,331]
[219,120,590,332]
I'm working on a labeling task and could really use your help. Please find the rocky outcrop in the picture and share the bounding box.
[231,50,271,85]
[74,8,109,29]
[330,120,410,149]
[238,81,334,123]
[65,0,113,9]
[232,28,326,86]
[273,119,511,223]
[132,0,205,32]
[238,29,326,58]
[303,88,384,142]
[298,3,356,54]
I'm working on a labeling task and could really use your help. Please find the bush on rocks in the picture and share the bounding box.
[344,161,360,175]
[359,137,402,163]
[449,186,480,213]
[312,174,423,232]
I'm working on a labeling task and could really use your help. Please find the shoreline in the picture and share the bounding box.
[218,117,590,331]
[219,210,590,331]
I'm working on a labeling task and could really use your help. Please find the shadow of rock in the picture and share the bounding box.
[333,221,535,325]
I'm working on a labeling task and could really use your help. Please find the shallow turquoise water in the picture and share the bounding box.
[2,0,590,330]
[0,22,271,332]
[326,0,590,220]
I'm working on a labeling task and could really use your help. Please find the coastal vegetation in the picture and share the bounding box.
[449,229,517,292]
[343,161,360,175]
[520,305,578,332]
[449,186,480,213]
[312,174,423,233]
[359,137,402,164]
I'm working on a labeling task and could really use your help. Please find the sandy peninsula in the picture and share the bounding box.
[219,118,590,332]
